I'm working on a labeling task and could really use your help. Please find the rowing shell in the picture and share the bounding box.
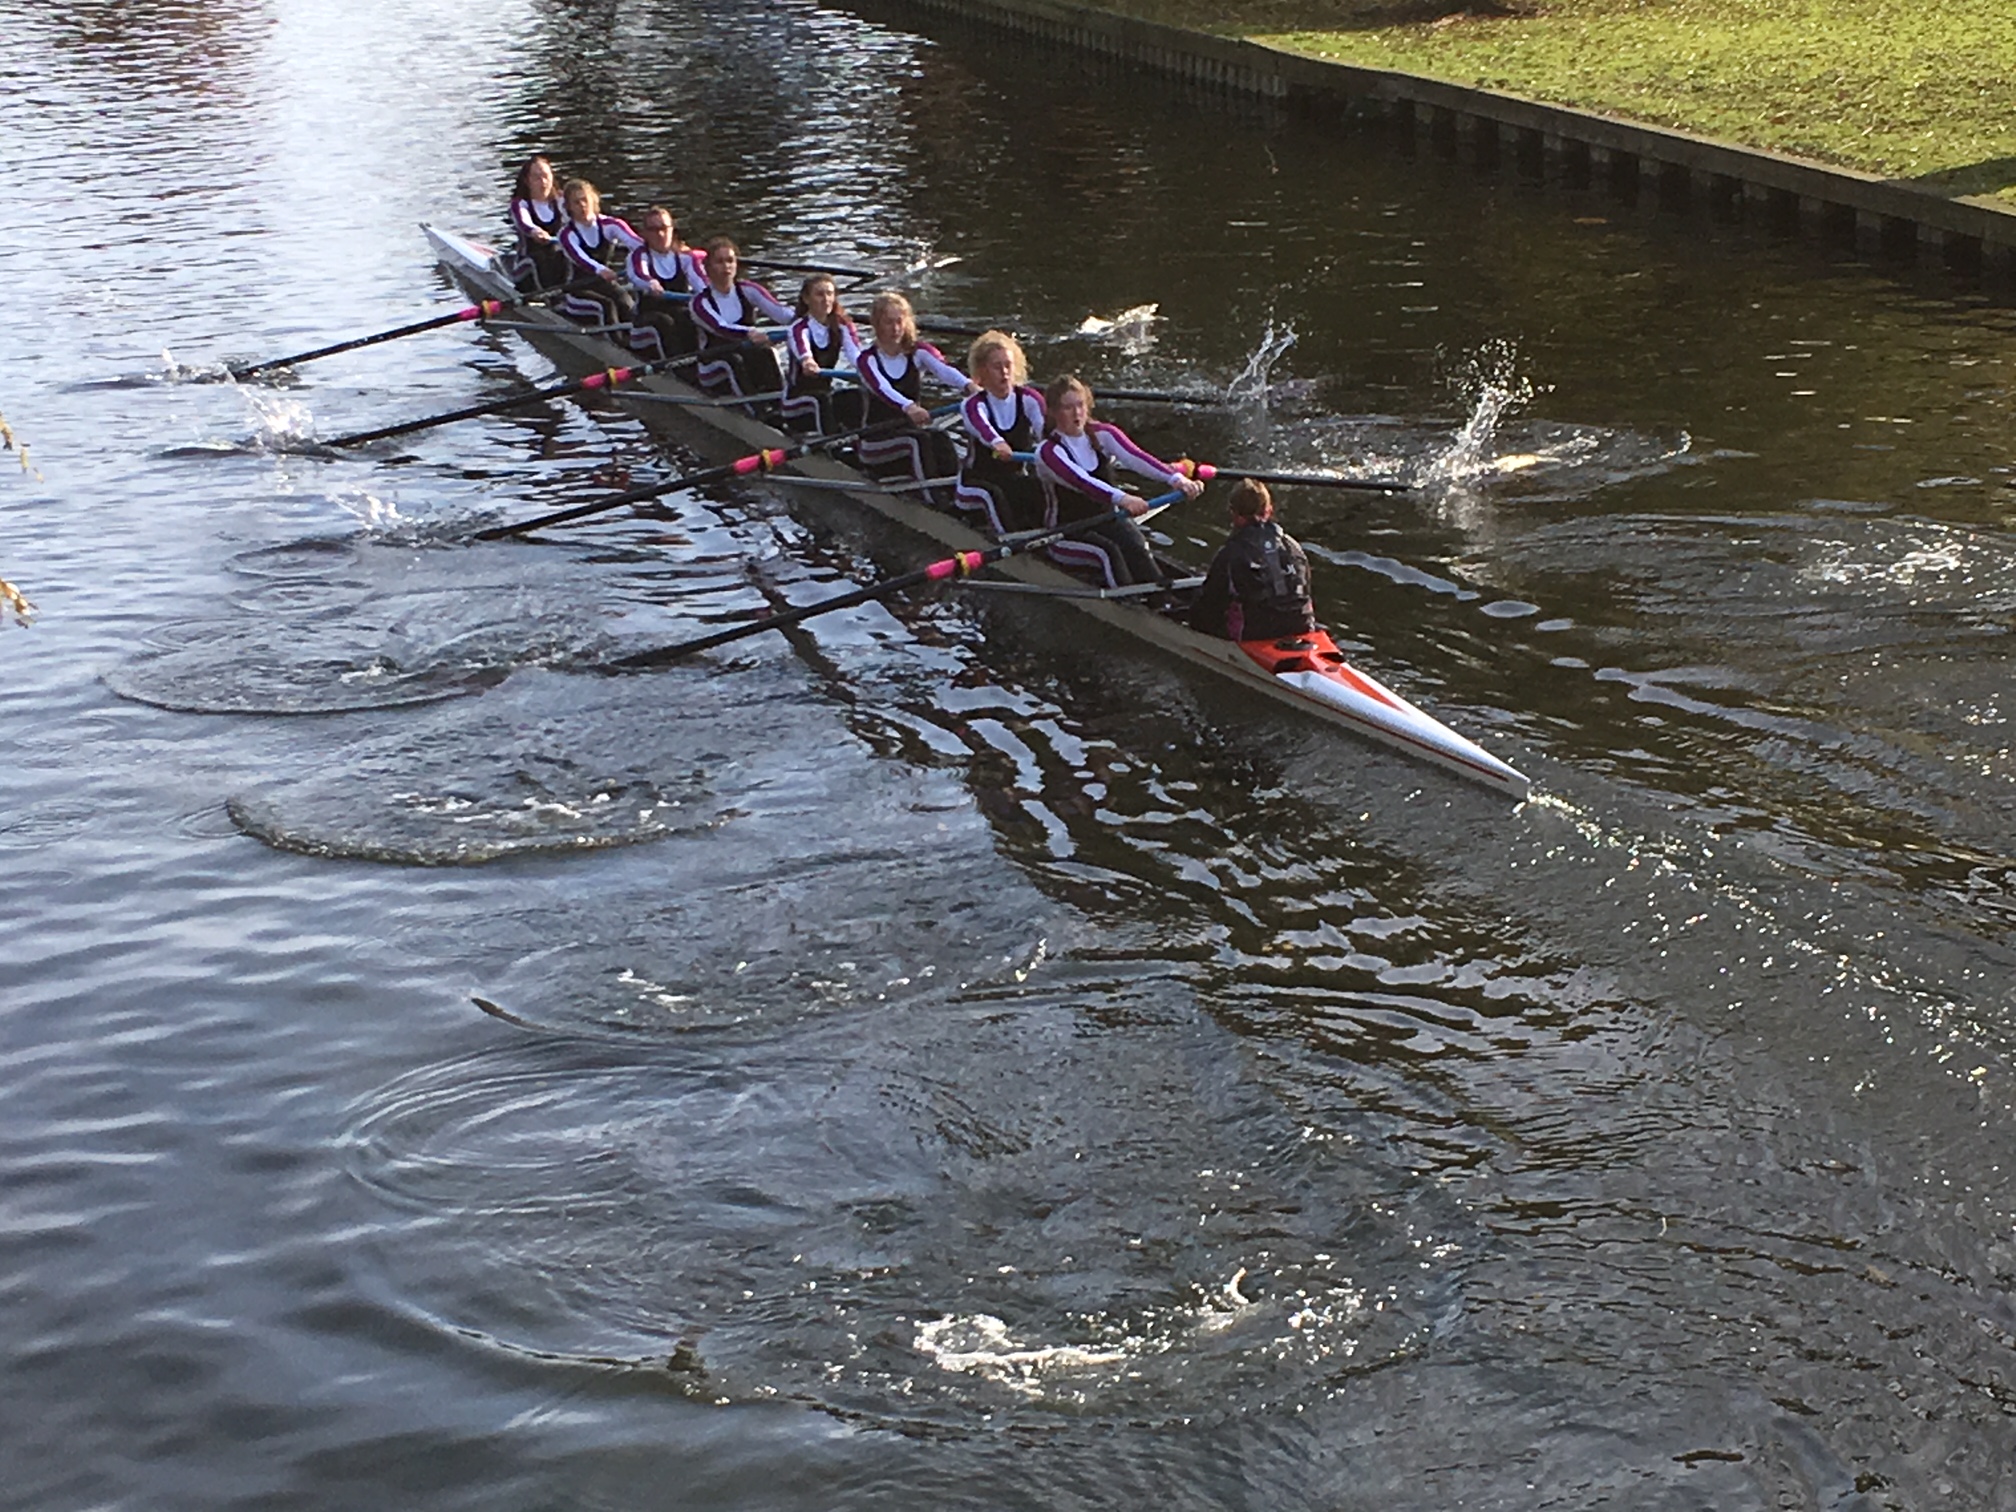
[421,224,1531,799]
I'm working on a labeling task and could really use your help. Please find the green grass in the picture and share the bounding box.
[1105,0,2016,203]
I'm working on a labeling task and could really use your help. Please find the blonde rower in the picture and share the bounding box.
[853,292,974,503]
[1033,375,1202,588]
[954,330,1046,534]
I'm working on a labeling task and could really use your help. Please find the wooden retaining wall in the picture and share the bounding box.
[886,0,2016,284]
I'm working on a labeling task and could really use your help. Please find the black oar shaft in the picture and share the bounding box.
[1193,463,1410,493]
[473,448,795,540]
[230,303,504,379]
[916,318,989,340]
[613,490,1183,670]
[476,402,957,541]
[1097,387,1224,405]
[226,277,601,379]
[323,359,669,449]
[742,257,880,281]
[616,561,955,668]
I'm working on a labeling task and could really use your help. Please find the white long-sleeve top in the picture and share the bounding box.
[961,386,1046,452]
[855,342,966,412]
[557,214,644,276]
[1035,421,1185,506]
[787,314,863,372]
[626,244,704,296]
[692,278,793,344]
[510,195,564,243]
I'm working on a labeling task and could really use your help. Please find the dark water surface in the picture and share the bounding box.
[9,0,2016,1506]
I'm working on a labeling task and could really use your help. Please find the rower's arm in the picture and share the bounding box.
[556,225,601,277]
[915,343,970,393]
[853,352,910,413]
[745,280,794,325]
[961,392,1005,449]
[510,197,553,240]
[786,318,817,368]
[1092,422,1185,487]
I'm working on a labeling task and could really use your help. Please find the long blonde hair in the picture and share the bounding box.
[561,177,601,220]
[870,292,919,355]
[1045,373,1094,417]
[968,329,1027,385]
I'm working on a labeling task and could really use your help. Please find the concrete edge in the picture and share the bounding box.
[891,0,2016,266]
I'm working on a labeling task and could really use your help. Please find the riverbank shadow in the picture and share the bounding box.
[1085,0,1540,35]
[1898,156,2016,201]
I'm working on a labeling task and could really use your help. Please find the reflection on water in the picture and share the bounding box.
[12,0,2016,1507]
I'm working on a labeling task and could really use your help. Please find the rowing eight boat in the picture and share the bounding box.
[420,224,1531,799]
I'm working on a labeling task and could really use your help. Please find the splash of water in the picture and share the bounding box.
[325,487,407,532]
[1077,303,1160,356]
[1228,320,1297,409]
[886,243,962,285]
[155,348,224,384]
[1420,339,1548,485]
[236,382,318,450]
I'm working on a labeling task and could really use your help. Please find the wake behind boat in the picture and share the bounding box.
[422,224,1530,800]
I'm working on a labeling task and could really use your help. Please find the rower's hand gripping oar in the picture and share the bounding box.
[224,278,604,380]
[318,344,739,450]
[612,488,1187,671]
[472,401,963,541]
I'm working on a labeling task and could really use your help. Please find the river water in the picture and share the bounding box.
[8,0,2016,1506]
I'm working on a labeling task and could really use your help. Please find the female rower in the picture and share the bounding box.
[779,273,864,436]
[554,178,643,328]
[690,237,794,410]
[507,154,568,291]
[854,292,973,502]
[625,205,703,360]
[1187,479,1318,642]
[1034,375,1203,588]
[954,330,1046,534]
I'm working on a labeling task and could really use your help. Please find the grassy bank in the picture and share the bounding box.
[1100,0,2016,204]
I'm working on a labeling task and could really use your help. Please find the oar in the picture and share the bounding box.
[318,349,720,449]
[1001,450,1406,494]
[916,318,991,340]
[838,253,964,295]
[225,279,600,380]
[1182,461,1412,493]
[612,489,1185,670]
[472,401,962,541]
[1097,387,1229,407]
[741,256,881,282]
